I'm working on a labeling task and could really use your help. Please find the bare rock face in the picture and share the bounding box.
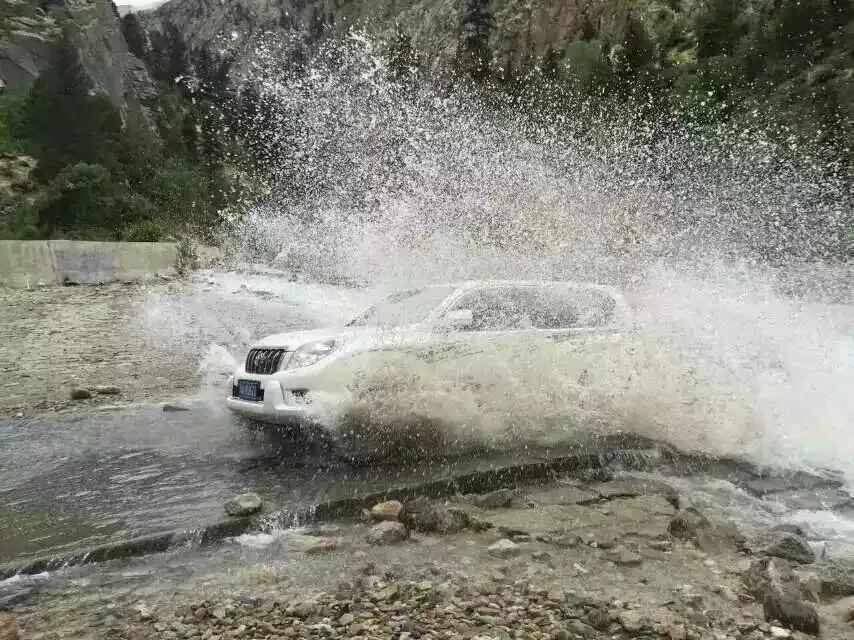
[0,0,156,129]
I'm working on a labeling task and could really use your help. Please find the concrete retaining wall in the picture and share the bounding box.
[0,240,179,287]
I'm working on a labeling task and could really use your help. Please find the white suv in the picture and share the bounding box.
[225,280,633,426]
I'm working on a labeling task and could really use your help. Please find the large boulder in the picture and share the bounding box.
[366,521,408,545]
[667,506,744,552]
[402,497,485,534]
[369,500,404,522]
[466,488,514,509]
[743,558,819,634]
[765,532,816,565]
[224,492,262,517]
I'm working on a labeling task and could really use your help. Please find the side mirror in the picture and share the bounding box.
[440,309,473,329]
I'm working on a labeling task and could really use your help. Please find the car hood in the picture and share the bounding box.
[251,325,426,351]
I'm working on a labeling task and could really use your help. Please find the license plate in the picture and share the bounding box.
[237,380,262,402]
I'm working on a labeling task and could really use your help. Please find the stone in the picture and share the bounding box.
[566,620,597,638]
[291,601,318,618]
[372,583,400,602]
[279,533,341,554]
[70,387,92,400]
[338,613,355,626]
[587,608,611,631]
[0,613,18,640]
[743,471,842,498]
[815,561,854,597]
[224,492,262,517]
[487,539,522,559]
[532,550,552,561]
[743,558,819,634]
[605,547,643,567]
[594,477,680,509]
[402,497,478,533]
[162,403,190,412]
[134,603,156,621]
[94,385,121,395]
[773,523,808,538]
[366,520,408,545]
[668,507,710,540]
[467,488,514,509]
[370,500,404,522]
[823,594,854,623]
[765,533,815,565]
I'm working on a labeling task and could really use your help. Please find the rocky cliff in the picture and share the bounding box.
[0,0,156,127]
[140,0,676,75]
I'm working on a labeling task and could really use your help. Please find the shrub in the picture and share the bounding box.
[123,218,163,242]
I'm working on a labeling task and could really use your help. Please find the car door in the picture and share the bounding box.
[418,283,626,397]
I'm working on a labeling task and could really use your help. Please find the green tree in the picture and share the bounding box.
[147,21,188,85]
[121,12,148,59]
[457,0,495,81]
[695,0,741,59]
[22,32,124,180]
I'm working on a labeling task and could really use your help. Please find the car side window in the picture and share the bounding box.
[446,286,616,331]
[446,288,535,331]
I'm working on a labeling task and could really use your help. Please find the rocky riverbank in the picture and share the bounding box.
[7,471,854,640]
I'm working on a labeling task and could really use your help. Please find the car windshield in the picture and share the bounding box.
[346,286,457,327]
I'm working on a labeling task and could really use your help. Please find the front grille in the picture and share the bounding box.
[245,348,288,374]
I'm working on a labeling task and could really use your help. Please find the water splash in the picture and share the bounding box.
[172,31,854,476]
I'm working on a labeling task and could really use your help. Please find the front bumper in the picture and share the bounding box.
[225,376,309,424]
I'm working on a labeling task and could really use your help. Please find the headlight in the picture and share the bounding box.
[283,339,340,369]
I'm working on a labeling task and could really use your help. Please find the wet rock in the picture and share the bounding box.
[487,539,522,559]
[279,533,341,554]
[773,523,808,537]
[366,521,408,545]
[134,603,156,622]
[565,620,597,638]
[823,595,854,623]
[402,497,482,533]
[743,558,819,634]
[224,493,262,517]
[290,600,318,618]
[0,613,18,640]
[467,488,514,509]
[162,403,190,412]
[70,388,92,400]
[370,500,404,522]
[772,488,854,512]
[605,546,643,567]
[668,507,710,540]
[814,561,854,597]
[668,507,745,551]
[743,471,843,498]
[94,385,121,395]
[594,476,680,509]
[371,583,400,602]
[587,608,611,631]
[769,626,792,638]
[764,532,815,565]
